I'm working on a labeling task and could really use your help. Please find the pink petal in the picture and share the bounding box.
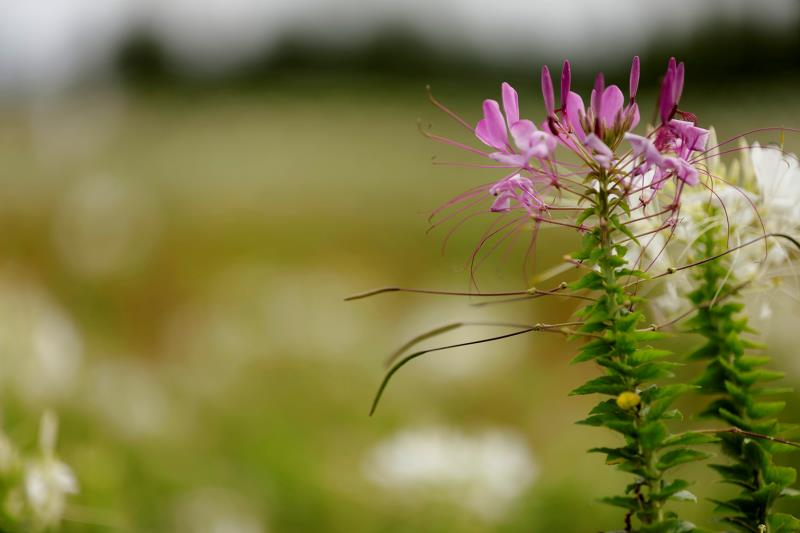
[585,133,613,169]
[560,60,571,111]
[662,156,699,186]
[489,152,527,167]
[490,193,513,212]
[541,65,555,116]
[674,62,685,103]
[565,91,586,141]
[475,99,508,150]
[599,85,624,127]
[658,61,676,123]
[501,83,519,127]
[591,73,605,119]
[629,56,640,100]
[624,132,662,167]
[627,103,640,130]
[510,119,536,150]
[668,119,708,152]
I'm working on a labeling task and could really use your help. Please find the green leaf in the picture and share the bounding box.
[740,369,785,385]
[708,463,754,484]
[632,361,680,382]
[651,479,690,501]
[639,518,697,533]
[765,465,797,487]
[576,207,595,226]
[768,513,800,533]
[661,432,719,448]
[599,495,640,510]
[570,339,610,364]
[656,448,710,471]
[638,421,669,451]
[736,355,771,369]
[747,401,786,419]
[568,272,604,291]
[630,348,672,365]
[569,375,627,396]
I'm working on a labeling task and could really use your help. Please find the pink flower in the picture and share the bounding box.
[488,174,545,213]
[667,119,709,155]
[624,132,700,190]
[475,83,557,168]
[547,57,640,145]
[625,133,663,169]
[662,156,699,186]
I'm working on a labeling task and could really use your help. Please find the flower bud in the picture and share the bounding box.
[616,391,640,410]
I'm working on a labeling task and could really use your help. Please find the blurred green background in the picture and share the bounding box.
[1,2,800,531]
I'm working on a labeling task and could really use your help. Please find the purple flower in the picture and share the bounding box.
[667,119,709,155]
[624,131,701,191]
[625,133,663,169]
[488,174,545,213]
[475,83,557,168]
[547,58,640,146]
[661,156,699,186]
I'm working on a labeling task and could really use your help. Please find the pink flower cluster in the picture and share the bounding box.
[461,57,709,214]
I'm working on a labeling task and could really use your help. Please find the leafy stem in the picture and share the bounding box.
[570,171,705,532]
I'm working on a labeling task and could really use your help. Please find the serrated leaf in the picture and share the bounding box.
[656,448,710,470]
[599,495,640,510]
[661,432,719,448]
[570,339,610,364]
[747,401,786,419]
[765,465,797,486]
[768,512,800,533]
[570,375,627,396]
[630,348,672,365]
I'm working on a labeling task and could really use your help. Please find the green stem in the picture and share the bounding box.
[596,173,662,526]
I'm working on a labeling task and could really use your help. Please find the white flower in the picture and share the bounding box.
[172,487,266,533]
[751,142,800,222]
[362,425,537,521]
[24,411,78,531]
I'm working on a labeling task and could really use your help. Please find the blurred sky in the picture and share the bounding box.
[1,0,799,95]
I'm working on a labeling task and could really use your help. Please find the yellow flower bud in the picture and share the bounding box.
[616,391,640,410]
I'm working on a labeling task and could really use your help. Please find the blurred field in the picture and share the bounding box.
[0,75,799,531]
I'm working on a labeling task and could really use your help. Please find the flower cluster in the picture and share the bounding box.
[426,57,710,271]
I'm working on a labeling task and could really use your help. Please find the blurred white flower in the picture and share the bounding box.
[0,272,83,403]
[52,174,161,279]
[85,357,173,441]
[0,432,20,477]
[654,281,683,315]
[172,487,266,533]
[362,425,537,521]
[24,411,78,531]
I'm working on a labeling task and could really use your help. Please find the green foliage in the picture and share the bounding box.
[687,213,799,532]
